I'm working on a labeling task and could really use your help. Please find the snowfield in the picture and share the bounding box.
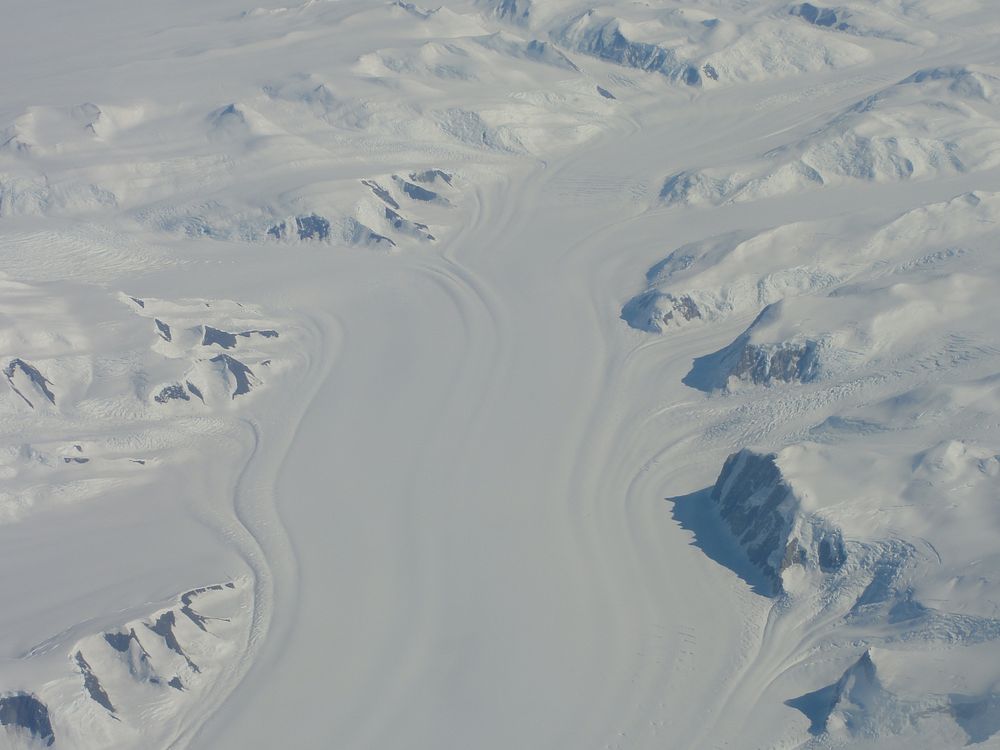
[2,0,1000,748]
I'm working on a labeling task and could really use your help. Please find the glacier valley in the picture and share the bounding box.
[2,1,1000,748]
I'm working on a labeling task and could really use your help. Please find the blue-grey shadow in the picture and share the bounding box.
[669,488,775,597]
[680,345,731,392]
[785,683,839,736]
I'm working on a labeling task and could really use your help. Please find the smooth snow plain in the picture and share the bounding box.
[2,0,1000,748]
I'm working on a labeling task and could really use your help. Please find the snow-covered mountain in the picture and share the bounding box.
[659,65,1000,207]
[2,1,1000,748]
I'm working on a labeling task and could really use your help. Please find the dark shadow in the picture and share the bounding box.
[681,343,733,392]
[669,488,775,596]
[785,651,874,737]
[620,291,656,333]
[785,683,838,736]
[951,694,1000,745]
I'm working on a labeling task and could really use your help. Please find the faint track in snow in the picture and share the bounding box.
[176,309,339,750]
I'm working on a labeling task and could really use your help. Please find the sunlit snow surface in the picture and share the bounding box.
[2,0,1000,748]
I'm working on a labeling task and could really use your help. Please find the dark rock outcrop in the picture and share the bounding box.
[409,169,452,186]
[154,318,172,342]
[392,175,448,204]
[790,3,847,30]
[210,354,259,398]
[295,214,330,240]
[202,326,278,350]
[555,14,700,85]
[483,0,531,24]
[4,358,55,408]
[660,294,702,326]
[711,450,793,592]
[683,305,824,392]
[621,291,704,333]
[361,179,400,210]
[186,381,204,402]
[180,583,232,631]
[202,326,237,349]
[76,652,115,714]
[148,611,199,672]
[0,693,54,746]
[710,449,847,593]
[728,341,821,386]
[154,384,190,404]
[105,628,161,684]
[385,208,435,241]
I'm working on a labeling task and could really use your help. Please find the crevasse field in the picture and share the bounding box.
[2,0,1000,747]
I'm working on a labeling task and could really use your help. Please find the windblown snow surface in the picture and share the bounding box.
[2,0,1000,748]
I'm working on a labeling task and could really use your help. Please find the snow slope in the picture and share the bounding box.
[2,0,1000,749]
[660,65,1000,207]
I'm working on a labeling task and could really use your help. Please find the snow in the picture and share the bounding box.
[2,0,1000,748]
[660,64,1000,207]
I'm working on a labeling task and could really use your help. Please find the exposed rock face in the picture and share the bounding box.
[210,354,259,398]
[790,3,846,30]
[659,170,698,202]
[711,450,793,592]
[202,326,238,349]
[409,169,452,186]
[105,628,159,683]
[660,294,702,326]
[202,326,279,349]
[683,303,826,392]
[483,0,531,25]
[818,532,848,571]
[155,318,172,342]
[180,582,234,630]
[0,693,54,746]
[729,341,820,385]
[710,449,846,593]
[4,358,55,408]
[76,652,115,714]
[385,208,435,241]
[155,384,190,404]
[342,217,396,247]
[295,214,330,240]
[554,13,700,85]
[361,179,400,209]
[392,175,448,205]
[0,580,249,745]
[621,291,705,332]
[268,214,333,241]
[147,611,199,672]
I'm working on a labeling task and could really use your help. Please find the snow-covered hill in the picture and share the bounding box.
[660,65,1000,207]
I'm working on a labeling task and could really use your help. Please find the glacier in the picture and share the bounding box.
[2,0,1000,748]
